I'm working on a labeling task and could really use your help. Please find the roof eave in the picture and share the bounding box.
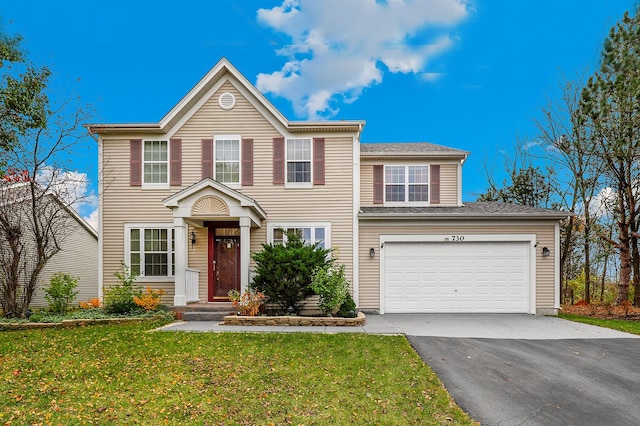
[361,152,468,159]
[85,123,164,135]
[358,213,571,221]
[287,120,365,133]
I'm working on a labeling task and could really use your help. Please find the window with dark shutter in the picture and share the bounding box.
[373,164,384,204]
[201,139,213,179]
[130,139,142,186]
[273,137,285,184]
[170,138,182,186]
[313,138,325,185]
[431,164,440,204]
[242,138,254,186]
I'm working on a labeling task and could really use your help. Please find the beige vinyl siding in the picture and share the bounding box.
[360,163,374,206]
[359,161,459,207]
[102,137,176,304]
[101,79,354,303]
[439,163,458,205]
[32,222,98,308]
[358,221,557,313]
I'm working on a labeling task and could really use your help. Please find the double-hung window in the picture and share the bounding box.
[126,224,175,279]
[385,165,429,204]
[214,135,240,186]
[269,223,330,250]
[143,140,169,187]
[286,138,312,184]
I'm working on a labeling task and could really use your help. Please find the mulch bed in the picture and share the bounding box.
[561,304,640,320]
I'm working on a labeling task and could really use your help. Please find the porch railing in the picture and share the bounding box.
[185,268,200,303]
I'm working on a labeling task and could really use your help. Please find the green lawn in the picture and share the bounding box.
[0,321,476,425]
[559,313,640,335]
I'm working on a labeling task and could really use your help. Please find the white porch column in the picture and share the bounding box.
[173,217,187,306]
[240,217,251,293]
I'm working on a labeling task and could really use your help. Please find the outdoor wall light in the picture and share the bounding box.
[370,247,376,258]
[542,247,550,257]
[190,231,196,248]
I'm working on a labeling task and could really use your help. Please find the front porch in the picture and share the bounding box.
[163,178,267,306]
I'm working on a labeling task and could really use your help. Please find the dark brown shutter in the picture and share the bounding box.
[373,165,384,204]
[431,164,440,204]
[170,138,182,186]
[130,139,142,186]
[273,137,285,184]
[313,137,325,185]
[242,138,254,186]
[201,139,213,179]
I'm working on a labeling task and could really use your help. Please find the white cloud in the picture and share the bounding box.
[83,207,98,232]
[256,0,469,118]
[420,72,445,82]
[36,166,97,214]
[585,187,615,219]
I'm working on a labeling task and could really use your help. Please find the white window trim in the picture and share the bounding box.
[214,134,242,189]
[141,140,170,190]
[384,164,430,207]
[285,138,313,189]
[267,222,331,249]
[124,223,175,282]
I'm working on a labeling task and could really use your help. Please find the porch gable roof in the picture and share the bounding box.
[163,178,267,226]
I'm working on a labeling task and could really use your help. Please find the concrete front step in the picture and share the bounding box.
[182,311,233,321]
[169,303,235,321]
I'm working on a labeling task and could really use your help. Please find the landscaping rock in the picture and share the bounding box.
[220,312,366,326]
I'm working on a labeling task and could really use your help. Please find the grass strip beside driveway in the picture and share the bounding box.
[559,313,640,335]
[1,321,476,425]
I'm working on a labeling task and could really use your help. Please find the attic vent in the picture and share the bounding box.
[218,92,236,110]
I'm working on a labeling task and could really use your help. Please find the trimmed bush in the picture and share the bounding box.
[337,293,357,318]
[250,231,331,314]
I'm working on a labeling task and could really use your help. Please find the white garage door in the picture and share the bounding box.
[383,241,531,313]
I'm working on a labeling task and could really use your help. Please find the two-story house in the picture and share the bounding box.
[88,59,567,316]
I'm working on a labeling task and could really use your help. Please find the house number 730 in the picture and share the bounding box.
[451,235,464,242]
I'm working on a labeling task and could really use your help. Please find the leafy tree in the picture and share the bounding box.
[580,8,640,304]
[0,30,50,169]
[250,231,331,314]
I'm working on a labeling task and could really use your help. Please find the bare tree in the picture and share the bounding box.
[0,91,91,317]
[535,80,604,304]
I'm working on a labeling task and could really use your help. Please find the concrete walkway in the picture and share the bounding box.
[160,313,640,339]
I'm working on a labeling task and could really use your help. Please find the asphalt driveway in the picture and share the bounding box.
[405,315,640,426]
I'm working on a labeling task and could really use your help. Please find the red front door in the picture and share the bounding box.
[208,234,240,301]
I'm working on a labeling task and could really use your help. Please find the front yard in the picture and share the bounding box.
[0,320,476,425]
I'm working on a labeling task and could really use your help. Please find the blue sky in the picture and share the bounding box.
[2,0,637,228]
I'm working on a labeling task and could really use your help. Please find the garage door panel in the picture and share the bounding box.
[384,241,531,313]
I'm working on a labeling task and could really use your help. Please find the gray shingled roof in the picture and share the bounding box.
[360,142,469,156]
[359,202,570,220]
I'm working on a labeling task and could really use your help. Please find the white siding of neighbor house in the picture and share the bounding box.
[358,221,557,314]
[101,80,355,304]
[31,220,98,309]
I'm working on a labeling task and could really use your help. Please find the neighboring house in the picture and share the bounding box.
[0,182,98,309]
[88,58,568,316]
